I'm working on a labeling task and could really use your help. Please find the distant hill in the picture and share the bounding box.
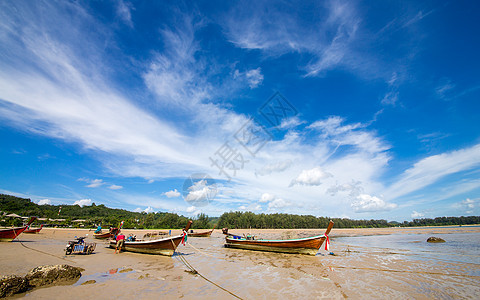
[2,194,478,229]
[0,194,209,229]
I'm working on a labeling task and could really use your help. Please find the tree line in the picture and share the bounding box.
[1,194,479,229]
[216,211,480,229]
[0,194,211,229]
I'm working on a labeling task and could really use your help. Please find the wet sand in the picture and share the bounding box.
[1,226,479,299]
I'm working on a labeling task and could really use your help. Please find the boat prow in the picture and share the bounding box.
[0,217,37,242]
[24,224,44,234]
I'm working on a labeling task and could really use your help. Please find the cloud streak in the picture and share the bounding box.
[386,144,480,200]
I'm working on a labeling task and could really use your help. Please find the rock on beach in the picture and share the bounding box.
[1,264,83,298]
[0,275,29,298]
[427,237,446,243]
[25,264,83,287]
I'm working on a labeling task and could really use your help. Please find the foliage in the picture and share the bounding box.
[2,194,479,229]
[0,194,201,229]
[217,211,480,229]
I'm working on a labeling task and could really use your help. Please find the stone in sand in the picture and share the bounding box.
[427,237,445,243]
[24,265,83,288]
[119,268,133,273]
[0,275,29,298]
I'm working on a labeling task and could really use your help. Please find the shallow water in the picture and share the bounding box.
[335,232,480,267]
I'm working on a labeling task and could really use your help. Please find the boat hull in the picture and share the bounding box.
[24,225,43,234]
[0,226,27,242]
[225,235,326,255]
[188,230,214,237]
[93,233,114,239]
[109,235,184,256]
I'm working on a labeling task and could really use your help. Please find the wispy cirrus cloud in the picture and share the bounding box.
[0,1,227,179]
[223,1,360,77]
[386,144,480,200]
[116,0,134,28]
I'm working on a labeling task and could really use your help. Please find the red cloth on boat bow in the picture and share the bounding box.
[181,230,187,245]
[324,234,330,251]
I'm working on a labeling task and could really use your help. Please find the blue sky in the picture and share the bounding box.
[1,0,479,221]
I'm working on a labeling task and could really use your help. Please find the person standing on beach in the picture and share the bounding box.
[114,232,125,254]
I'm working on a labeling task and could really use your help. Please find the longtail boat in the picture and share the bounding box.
[223,221,334,255]
[93,227,120,239]
[0,217,36,242]
[24,224,44,234]
[188,225,216,237]
[109,221,192,256]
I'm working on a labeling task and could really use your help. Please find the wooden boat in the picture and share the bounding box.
[188,225,216,237]
[24,224,44,234]
[0,217,36,242]
[223,221,334,255]
[109,221,192,256]
[93,227,119,239]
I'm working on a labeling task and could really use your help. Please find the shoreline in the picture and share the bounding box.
[1,226,479,299]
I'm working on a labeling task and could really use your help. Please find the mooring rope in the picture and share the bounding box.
[171,239,244,300]
[12,227,77,263]
[327,265,480,278]
[185,241,237,263]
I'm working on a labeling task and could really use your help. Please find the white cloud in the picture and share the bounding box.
[308,116,389,154]
[245,68,264,88]
[144,206,155,213]
[109,184,123,190]
[259,193,275,203]
[290,167,332,186]
[381,91,399,106]
[0,3,210,180]
[223,1,360,77]
[164,189,181,198]
[116,0,134,28]
[233,67,264,89]
[454,198,478,214]
[327,180,364,197]
[351,194,397,213]
[386,144,480,200]
[74,199,92,207]
[411,211,425,219]
[186,206,196,213]
[268,198,290,210]
[184,179,216,206]
[86,179,105,188]
[38,199,51,205]
[279,117,305,130]
[256,160,293,176]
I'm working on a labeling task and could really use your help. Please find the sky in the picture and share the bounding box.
[1,0,479,221]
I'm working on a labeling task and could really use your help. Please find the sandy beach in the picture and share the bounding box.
[1,226,480,299]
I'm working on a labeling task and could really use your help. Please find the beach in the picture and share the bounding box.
[1,226,479,299]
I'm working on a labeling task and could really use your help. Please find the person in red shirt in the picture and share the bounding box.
[114,233,126,254]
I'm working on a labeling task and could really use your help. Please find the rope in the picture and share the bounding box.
[12,227,77,263]
[186,241,235,261]
[171,239,244,300]
[327,265,480,278]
